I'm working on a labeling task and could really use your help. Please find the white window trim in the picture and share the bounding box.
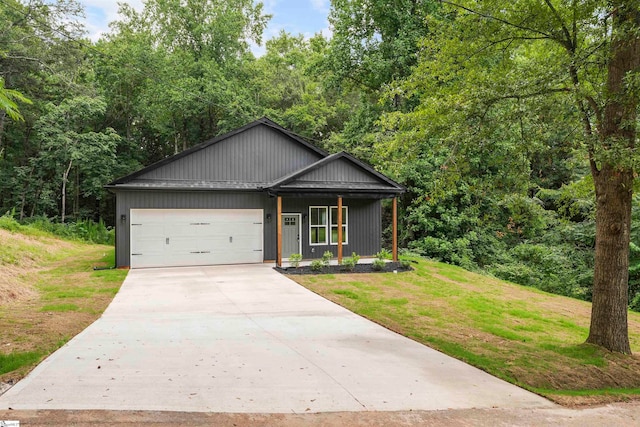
[309,206,328,246]
[329,206,348,246]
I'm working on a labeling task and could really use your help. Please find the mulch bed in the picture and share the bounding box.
[275,261,413,275]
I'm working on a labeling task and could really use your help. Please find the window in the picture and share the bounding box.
[309,207,328,244]
[309,205,348,246]
[330,206,348,245]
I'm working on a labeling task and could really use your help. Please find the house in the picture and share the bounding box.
[106,118,404,269]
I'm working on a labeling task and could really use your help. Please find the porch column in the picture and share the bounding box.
[392,197,398,262]
[337,196,343,264]
[277,196,282,267]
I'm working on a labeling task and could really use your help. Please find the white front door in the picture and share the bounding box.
[130,209,263,268]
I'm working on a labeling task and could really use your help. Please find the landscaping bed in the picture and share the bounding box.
[275,261,412,275]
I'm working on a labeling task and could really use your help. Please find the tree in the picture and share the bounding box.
[327,0,436,91]
[382,1,639,353]
[33,97,120,223]
[248,31,352,143]
[98,0,270,160]
[0,0,94,218]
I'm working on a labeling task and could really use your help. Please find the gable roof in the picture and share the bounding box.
[106,118,404,198]
[107,117,327,187]
[267,151,405,197]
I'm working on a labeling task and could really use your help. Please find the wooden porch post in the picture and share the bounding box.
[392,197,398,262]
[277,196,282,267]
[337,196,343,264]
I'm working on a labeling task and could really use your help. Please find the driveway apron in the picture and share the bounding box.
[0,264,554,412]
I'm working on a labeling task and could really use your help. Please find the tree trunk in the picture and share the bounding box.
[586,2,639,354]
[587,165,633,354]
[18,164,35,221]
[0,110,6,156]
[61,159,72,224]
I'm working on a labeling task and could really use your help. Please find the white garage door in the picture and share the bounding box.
[130,209,263,269]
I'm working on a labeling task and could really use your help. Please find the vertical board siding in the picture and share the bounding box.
[116,191,277,267]
[137,126,322,183]
[298,159,379,183]
[282,198,381,259]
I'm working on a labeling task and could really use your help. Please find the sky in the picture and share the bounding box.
[78,0,332,56]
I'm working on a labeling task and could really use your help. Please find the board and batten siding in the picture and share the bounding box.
[297,158,380,183]
[136,126,323,183]
[115,191,277,267]
[282,198,381,259]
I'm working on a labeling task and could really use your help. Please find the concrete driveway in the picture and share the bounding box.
[0,264,553,413]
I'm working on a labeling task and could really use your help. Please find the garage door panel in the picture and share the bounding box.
[130,209,263,268]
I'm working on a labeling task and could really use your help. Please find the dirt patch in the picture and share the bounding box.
[0,279,37,305]
[2,403,640,427]
[0,229,78,305]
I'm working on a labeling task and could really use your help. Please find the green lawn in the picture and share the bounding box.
[290,257,640,405]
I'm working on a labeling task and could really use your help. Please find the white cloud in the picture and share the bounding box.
[309,0,329,12]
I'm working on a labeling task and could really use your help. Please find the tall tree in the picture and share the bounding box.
[249,31,352,143]
[382,0,639,353]
[33,97,120,223]
[98,0,270,160]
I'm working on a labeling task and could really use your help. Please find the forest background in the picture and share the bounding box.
[1,0,639,314]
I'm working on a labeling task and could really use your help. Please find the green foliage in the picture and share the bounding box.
[310,259,324,272]
[372,259,386,271]
[0,77,32,121]
[0,212,21,232]
[289,253,303,268]
[0,213,114,245]
[376,249,391,260]
[322,251,333,267]
[340,253,360,271]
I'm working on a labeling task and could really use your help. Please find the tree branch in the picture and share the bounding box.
[485,87,572,104]
[543,0,575,51]
[439,0,556,39]
[466,35,551,60]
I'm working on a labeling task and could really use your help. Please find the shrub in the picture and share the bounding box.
[322,251,333,267]
[341,252,360,271]
[0,213,22,232]
[310,259,324,272]
[341,257,356,271]
[376,249,391,260]
[630,293,640,312]
[372,259,386,271]
[289,253,303,268]
[400,259,412,269]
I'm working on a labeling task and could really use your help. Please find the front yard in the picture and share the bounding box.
[290,257,640,406]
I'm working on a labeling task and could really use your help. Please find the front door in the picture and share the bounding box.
[282,214,301,258]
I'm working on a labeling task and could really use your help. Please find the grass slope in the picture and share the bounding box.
[290,258,640,406]
[0,227,127,382]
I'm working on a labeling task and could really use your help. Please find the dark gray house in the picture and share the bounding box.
[106,118,404,269]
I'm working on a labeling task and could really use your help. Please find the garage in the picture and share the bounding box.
[130,209,263,268]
